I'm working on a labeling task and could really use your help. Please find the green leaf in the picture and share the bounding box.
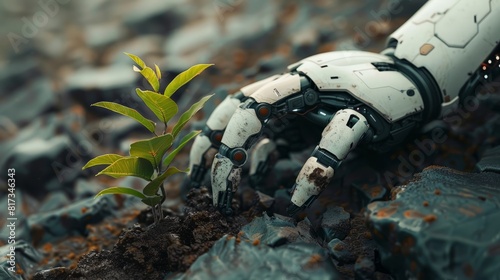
[163,130,201,167]
[97,157,154,181]
[141,195,163,206]
[164,64,213,97]
[95,187,146,200]
[154,64,162,80]
[136,89,178,124]
[143,166,187,196]
[130,134,173,167]
[92,102,156,133]
[82,154,124,170]
[140,67,160,92]
[124,52,146,69]
[172,94,213,138]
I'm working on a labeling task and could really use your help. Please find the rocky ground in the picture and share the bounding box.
[1,0,500,279]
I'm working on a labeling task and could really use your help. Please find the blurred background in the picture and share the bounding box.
[3,0,500,277]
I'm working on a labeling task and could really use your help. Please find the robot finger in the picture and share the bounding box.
[287,109,370,215]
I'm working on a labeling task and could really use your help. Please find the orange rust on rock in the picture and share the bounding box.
[422,201,429,207]
[81,207,88,214]
[67,252,76,260]
[334,242,345,251]
[15,264,24,275]
[307,254,323,265]
[252,239,260,246]
[434,189,441,195]
[404,210,426,219]
[423,214,437,223]
[42,243,53,252]
[88,245,99,252]
[376,206,398,218]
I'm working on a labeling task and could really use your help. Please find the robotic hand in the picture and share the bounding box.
[188,0,500,215]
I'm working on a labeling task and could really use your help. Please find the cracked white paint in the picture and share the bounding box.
[291,157,334,207]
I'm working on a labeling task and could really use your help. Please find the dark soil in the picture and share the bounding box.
[33,188,263,280]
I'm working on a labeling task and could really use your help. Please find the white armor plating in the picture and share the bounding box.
[249,73,302,104]
[389,0,500,111]
[318,109,370,160]
[291,157,335,207]
[295,51,424,122]
[211,155,242,207]
[206,95,241,131]
[188,135,213,169]
[240,74,282,96]
[290,109,370,207]
[187,0,500,215]
[221,106,262,149]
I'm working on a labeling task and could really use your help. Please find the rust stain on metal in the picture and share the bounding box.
[307,168,329,188]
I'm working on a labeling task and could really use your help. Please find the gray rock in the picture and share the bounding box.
[39,191,70,213]
[0,193,31,243]
[243,54,288,77]
[351,182,387,209]
[162,1,278,69]
[476,145,500,173]
[173,235,340,280]
[26,195,123,246]
[84,22,126,48]
[320,206,351,242]
[0,78,55,125]
[354,256,376,280]
[109,35,165,66]
[4,135,82,196]
[65,65,137,109]
[291,26,320,57]
[84,115,147,150]
[74,179,102,200]
[256,191,275,209]
[0,57,40,97]
[366,166,500,279]
[123,0,184,34]
[31,267,70,280]
[0,111,91,193]
[328,238,355,263]
[0,240,42,279]
[240,213,317,247]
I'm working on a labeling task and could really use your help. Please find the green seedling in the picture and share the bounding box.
[83,53,213,224]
